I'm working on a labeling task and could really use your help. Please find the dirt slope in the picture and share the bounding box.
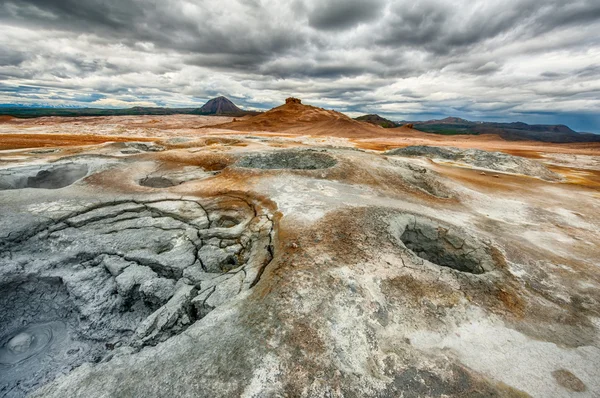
[213,98,392,138]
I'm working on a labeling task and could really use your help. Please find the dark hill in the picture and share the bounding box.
[0,97,258,118]
[197,96,245,115]
[354,114,398,128]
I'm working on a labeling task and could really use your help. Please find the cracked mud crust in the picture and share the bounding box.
[235,150,338,170]
[0,195,275,397]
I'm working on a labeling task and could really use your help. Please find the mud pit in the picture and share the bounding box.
[391,214,497,274]
[139,167,217,188]
[139,176,178,188]
[236,150,337,170]
[0,197,274,397]
[0,163,89,190]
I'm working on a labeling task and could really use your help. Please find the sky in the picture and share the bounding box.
[0,0,599,132]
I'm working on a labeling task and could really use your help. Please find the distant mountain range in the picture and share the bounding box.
[0,97,257,118]
[2,98,598,143]
[357,115,600,143]
[408,117,600,143]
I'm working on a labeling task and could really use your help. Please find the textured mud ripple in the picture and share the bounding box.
[0,196,275,398]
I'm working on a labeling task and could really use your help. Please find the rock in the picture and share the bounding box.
[285,97,302,104]
[124,142,166,152]
[139,167,214,189]
[115,265,158,302]
[552,369,587,392]
[101,256,134,276]
[29,148,60,154]
[134,283,198,346]
[197,245,238,273]
[140,278,176,308]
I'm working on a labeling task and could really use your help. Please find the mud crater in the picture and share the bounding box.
[0,163,89,190]
[236,150,337,170]
[0,197,274,397]
[139,176,179,188]
[391,214,497,274]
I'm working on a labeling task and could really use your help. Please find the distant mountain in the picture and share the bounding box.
[407,117,600,143]
[0,97,258,118]
[0,106,197,118]
[354,114,398,128]
[197,96,246,115]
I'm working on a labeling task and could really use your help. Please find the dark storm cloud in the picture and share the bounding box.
[308,0,386,31]
[0,0,305,67]
[1,0,141,30]
[0,0,599,131]
[377,0,600,53]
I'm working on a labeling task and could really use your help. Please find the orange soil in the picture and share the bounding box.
[0,133,155,150]
[352,135,600,156]
[213,101,389,138]
[547,165,600,190]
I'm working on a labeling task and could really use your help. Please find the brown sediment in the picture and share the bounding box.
[0,133,156,150]
[547,165,600,189]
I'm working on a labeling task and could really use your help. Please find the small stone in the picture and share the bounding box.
[552,369,587,392]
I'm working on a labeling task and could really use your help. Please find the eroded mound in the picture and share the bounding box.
[0,163,89,190]
[389,159,452,198]
[0,197,274,397]
[386,145,561,181]
[390,214,497,274]
[138,167,216,188]
[236,150,337,170]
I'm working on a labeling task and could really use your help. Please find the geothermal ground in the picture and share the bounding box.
[1,113,599,397]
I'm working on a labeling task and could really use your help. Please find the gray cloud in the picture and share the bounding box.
[0,0,599,131]
[308,0,386,31]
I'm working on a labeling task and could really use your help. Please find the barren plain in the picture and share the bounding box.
[1,103,599,397]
